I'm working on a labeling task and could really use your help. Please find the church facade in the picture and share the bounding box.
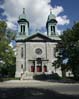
[15,8,61,79]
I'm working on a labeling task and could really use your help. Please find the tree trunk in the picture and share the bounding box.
[61,69,66,78]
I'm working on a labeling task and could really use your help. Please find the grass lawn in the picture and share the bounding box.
[0,77,20,82]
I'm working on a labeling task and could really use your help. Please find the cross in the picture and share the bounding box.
[23,8,25,14]
[50,8,52,14]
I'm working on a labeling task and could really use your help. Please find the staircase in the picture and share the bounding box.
[21,71,33,80]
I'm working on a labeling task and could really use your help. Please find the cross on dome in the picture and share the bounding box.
[23,8,25,14]
[50,8,52,14]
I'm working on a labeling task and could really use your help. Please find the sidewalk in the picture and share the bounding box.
[0,80,79,95]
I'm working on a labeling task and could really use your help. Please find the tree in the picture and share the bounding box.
[0,21,15,77]
[0,21,7,38]
[6,29,16,42]
[53,42,68,77]
[53,22,79,79]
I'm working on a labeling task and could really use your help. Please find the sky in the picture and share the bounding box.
[0,0,79,34]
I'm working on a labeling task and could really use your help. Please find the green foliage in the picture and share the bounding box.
[33,74,47,80]
[0,77,20,82]
[0,21,16,77]
[0,21,7,38]
[6,29,16,41]
[33,73,61,80]
[53,22,79,79]
[0,38,15,65]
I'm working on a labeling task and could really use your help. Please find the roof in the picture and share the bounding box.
[18,8,29,23]
[48,13,56,21]
[47,10,57,24]
[16,33,60,43]
[48,10,56,20]
[46,11,57,29]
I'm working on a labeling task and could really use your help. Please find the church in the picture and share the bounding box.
[15,8,61,79]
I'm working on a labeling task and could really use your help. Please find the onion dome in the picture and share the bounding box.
[47,10,57,23]
[18,8,29,24]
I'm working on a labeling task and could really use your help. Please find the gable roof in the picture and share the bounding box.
[16,33,59,42]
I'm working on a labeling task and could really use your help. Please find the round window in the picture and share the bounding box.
[35,48,42,55]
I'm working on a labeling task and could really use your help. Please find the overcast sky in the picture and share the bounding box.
[0,0,79,34]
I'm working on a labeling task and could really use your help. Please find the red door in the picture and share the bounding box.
[44,66,47,72]
[31,66,35,72]
[37,66,41,72]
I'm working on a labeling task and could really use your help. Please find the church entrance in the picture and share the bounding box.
[29,58,48,73]
[36,58,42,72]
[30,58,42,72]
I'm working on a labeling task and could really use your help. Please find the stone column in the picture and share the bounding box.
[35,61,37,73]
[42,61,43,73]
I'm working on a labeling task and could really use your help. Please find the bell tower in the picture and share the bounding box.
[15,8,29,78]
[16,8,29,40]
[46,10,57,37]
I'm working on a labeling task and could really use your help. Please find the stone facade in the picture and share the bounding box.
[15,9,61,79]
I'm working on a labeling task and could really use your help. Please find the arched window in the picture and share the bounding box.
[51,26,53,31]
[54,48,56,57]
[23,25,25,33]
[20,25,25,35]
[21,47,23,58]
[21,25,22,33]
[21,64,23,69]
[51,26,55,35]
[53,26,55,33]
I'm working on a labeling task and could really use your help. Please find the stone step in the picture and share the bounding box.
[21,71,33,80]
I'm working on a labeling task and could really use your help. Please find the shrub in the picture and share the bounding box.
[47,73,61,80]
[33,73,61,80]
[33,74,47,80]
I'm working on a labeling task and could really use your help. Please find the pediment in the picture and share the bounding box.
[30,36,44,40]
[16,33,59,42]
[26,33,54,42]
